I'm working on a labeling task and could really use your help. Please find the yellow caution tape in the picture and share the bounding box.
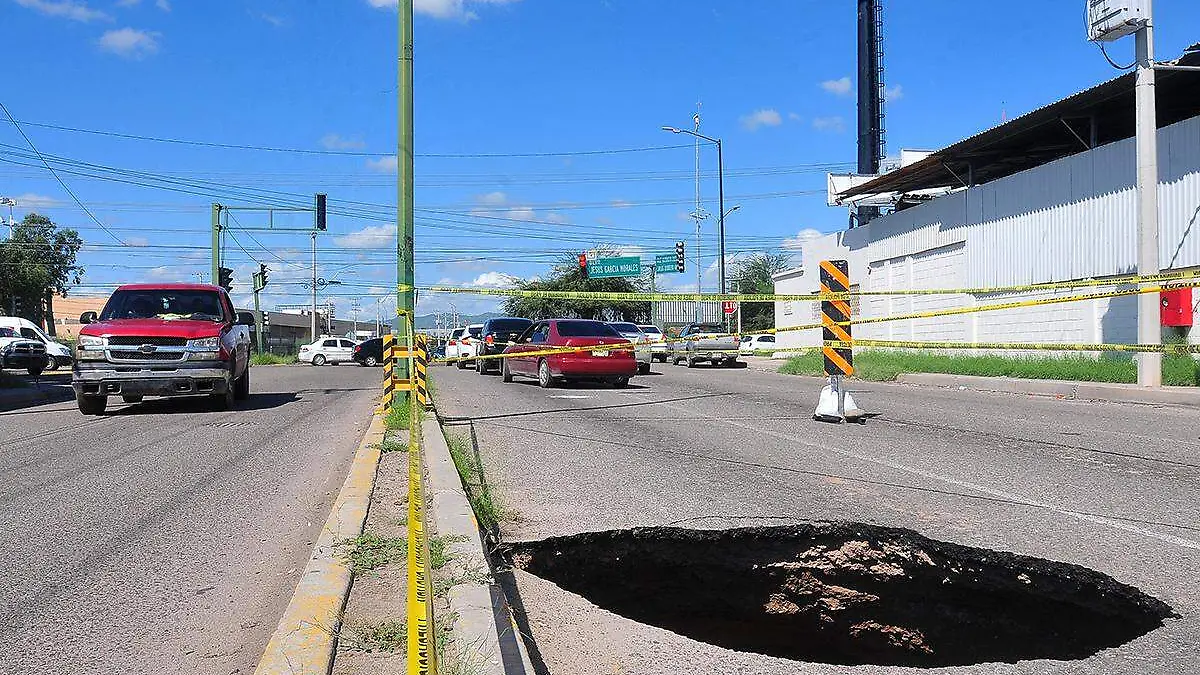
[407,394,437,675]
[824,338,1200,355]
[418,268,1200,303]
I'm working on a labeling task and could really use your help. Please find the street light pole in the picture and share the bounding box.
[310,231,318,340]
[662,125,728,313]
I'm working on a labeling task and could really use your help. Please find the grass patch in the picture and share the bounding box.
[384,401,424,431]
[778,349,1200,386]
[250,352,297,365]
[429,534,468,571]
[340,619,407,653]
[378,435,408,454]
[433,566,490,598]
[337,532,407,573]
[445,431,503,532]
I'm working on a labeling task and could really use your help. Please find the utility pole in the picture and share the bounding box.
[0,197,15,239]
[398,0,416,398]
[690,105,706,322]
[211,204,221,285]
[310,231,318,340]
[1135,0,1161,387]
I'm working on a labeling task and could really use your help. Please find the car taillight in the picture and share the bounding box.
[354,345,361,353]
[449,340,457,346]
[486,335,494,345]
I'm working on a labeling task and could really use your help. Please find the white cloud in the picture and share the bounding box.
[367,0,520,21]
[365,156,398,173]
[885,84,904,102]
[470,271,518,288]
[505,207,536,221]
[155,0,170,10]
[610,199,632,209]
[97,27,160,59]
[739,108,782,132]
[782,228,823,250]
[820,76,852,96]
[125,236,150,247]
[544,211,569,224]
[335,224,395,249]
[788,112,802,122]
[321,133,366,150]
[256,12,286,27]
[477,191,507,206]
[116,0,139,6]
[812,116,846,133]
[13,193,59,209]
[14,0,111,22]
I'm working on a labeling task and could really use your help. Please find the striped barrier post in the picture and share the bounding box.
[415,334,430,409]
[820,259,855,421]
[381,333,396,409]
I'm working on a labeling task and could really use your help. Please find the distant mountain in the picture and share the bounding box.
[409,312,503,330]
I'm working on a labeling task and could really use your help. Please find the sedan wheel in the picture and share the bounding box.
[502,359,513,383]
[364,355,379,367]
[313,354,327,366]
[537,359,555,389]
[612,376,629,388]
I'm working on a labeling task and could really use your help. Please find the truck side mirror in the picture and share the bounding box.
[79,311,98,324]
[236,311,256,326]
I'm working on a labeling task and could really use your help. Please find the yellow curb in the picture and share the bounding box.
[253,412,387,675]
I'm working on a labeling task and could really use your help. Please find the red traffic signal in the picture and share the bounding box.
[578,253,588,270]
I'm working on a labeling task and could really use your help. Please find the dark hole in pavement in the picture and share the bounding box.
[505,523,1176,667]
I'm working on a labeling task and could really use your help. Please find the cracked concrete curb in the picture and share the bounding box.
[253,411,386,675]
[423,416,535,675]
[896,372,1200,407]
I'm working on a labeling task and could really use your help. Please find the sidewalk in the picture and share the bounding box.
[896,372,1200,407]
[0,373,74,411]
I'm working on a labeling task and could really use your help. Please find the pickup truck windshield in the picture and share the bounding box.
[690,324,724,333]
[557,320,621,337]
[100,290,226,322]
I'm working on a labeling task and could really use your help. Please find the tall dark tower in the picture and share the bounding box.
[856,0,885,227]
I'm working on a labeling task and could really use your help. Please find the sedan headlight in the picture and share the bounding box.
[187,336,221,351]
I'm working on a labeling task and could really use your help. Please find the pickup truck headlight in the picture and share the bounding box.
[187,337,221,350]
[76,335,105,360]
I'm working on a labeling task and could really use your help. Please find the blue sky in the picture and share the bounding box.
[3,0,1199,318]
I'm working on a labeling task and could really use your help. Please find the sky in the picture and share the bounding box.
[3,0,1200,320]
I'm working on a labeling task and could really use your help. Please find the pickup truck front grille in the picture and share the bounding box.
[8,342,45,355]
[109,350,187,362]
[107,336,188,347]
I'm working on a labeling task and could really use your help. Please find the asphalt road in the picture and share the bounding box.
[0,364,379,675]
[433,359,1200,675]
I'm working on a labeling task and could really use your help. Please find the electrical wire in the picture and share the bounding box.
[1098,42,1136,70]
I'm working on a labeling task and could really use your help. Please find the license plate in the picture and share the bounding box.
[592,350,610,357]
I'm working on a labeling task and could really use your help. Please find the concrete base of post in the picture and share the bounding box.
[813,378,865,424]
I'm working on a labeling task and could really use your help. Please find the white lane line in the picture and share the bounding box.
[547,395,591,399]
[662,401,1200,550]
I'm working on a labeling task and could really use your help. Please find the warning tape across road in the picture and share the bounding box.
[417,268,1200,304]
[823,338,1200,355]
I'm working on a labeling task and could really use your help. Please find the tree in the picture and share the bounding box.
[0,213,84,334]
[730,252,792,332]
[501,252,651,322]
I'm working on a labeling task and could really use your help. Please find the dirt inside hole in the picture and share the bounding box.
[505,523,1176,667]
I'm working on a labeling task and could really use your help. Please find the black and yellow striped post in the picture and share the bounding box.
[415,334,430,409]
[820,259,853,419]
[381,333,396,409]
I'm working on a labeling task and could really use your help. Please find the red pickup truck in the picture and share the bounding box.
[72,283,253,415]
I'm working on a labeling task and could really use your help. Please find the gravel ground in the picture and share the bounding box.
[432,360,1200,675]
[0,364,379,675]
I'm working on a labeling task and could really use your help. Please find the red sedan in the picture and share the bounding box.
[501,319,637,388]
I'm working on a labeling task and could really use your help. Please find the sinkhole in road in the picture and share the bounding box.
[506,523,1176,667]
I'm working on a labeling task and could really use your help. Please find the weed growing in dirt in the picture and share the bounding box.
[337,532,407,573]
[445,431,503,532]
[433,566,490,598]
[250,352,298,365]
[378,436,408,454]
[340,619,407,653]
[429,534,468,570]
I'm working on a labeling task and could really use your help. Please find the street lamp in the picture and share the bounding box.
[662,126,727,296]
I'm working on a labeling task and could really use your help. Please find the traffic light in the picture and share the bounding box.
[675,241,686,273]
[261,312,270,329]
[218,266,234,292]
[578,252,588,274]
[315,193,327,231]
[255,263,269,292]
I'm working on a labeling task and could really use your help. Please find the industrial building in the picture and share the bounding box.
[774,51,1200,353]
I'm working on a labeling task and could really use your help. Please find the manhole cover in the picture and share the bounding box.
[506,523,1175,667]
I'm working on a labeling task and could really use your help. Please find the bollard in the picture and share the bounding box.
[382,333,396,409]
[415,334,431,409]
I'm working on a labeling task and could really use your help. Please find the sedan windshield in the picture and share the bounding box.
[100,290,226,322]
[557,320,621,337]
[487,319,532,334]
[638,326,662,335]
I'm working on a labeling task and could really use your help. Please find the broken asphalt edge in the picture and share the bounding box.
[896,372,1200,407]
[252,410,386,675]
[423,414,537,675]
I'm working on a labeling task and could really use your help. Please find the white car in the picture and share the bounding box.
[447,324,483,369]
[607,322,652,375]
[299,336,358,366]
[637,324,670,362]
[0,317,72,370]
[740,333,777,355]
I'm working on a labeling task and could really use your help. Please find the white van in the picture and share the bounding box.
[0,317,73,370]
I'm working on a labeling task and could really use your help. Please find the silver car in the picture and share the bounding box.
[607,322,652,375]
[637,324,669,362]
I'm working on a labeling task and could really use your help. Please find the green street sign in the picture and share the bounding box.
[588,256,643,279]
[655,254,678,275]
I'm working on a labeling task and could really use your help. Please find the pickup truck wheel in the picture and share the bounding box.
[537,359,555,389]
[77,395,106,415]
[121,395,143,404]
[234,365,250,401]
[210,386,234,411]
[43,356,58,372]
[312,354,326,367]
[501,359,513,383]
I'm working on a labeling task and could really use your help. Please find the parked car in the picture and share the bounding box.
[353,337,384,366]
[607,322,652,374]
[475,317,533,374]
[740,334,777,355]
[299,336,358,366]
[72,283,253,414]
[501,319,637,388]
[670,322,740,368]
[447,324,483,369]
[0,326,47,376]
[0,316,72,370]
[637,324,669,362]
